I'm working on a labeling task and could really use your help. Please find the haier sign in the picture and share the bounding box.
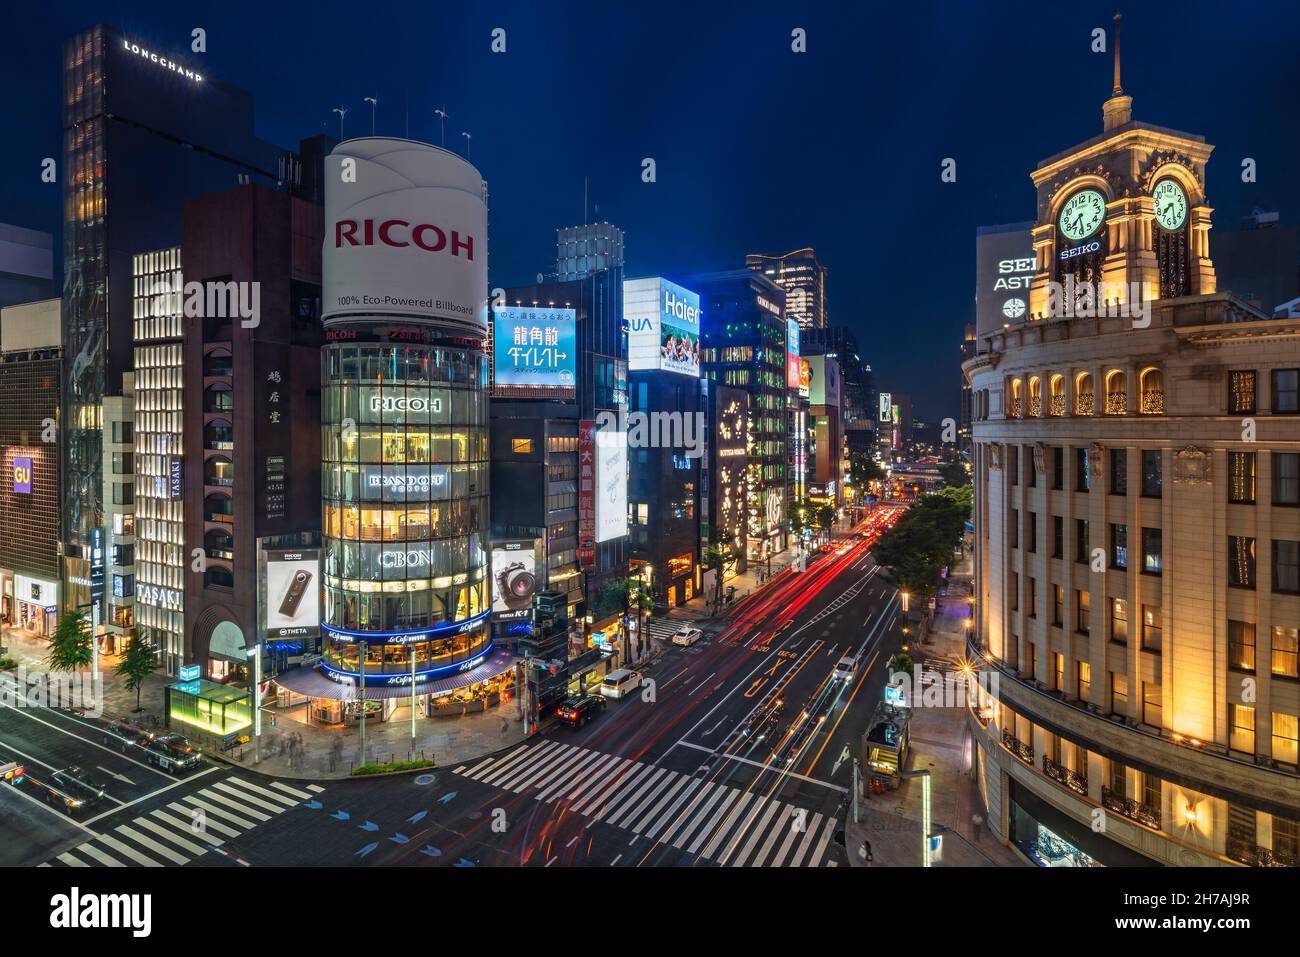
[624,278,701,377]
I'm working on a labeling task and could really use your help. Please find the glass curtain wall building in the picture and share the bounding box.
[321,343,491,678]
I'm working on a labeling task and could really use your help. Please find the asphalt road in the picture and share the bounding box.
[12,508,907,869]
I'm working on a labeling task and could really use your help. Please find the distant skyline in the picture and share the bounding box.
[3,1,1299,421]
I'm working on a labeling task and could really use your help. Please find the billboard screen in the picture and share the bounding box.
[578,420,597,565]
[879,392,893,423]
[492,306,576,387]
[491,540,539,620]
[975,224,1035,335]
[265,549,321,640]
[323,138,488,335]
[799,359,810,399]
[808,355,840,407]
[786,318,801,389]
[624,278,701,377]
[595,427,628,542]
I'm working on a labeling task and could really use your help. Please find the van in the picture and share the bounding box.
[833,656,857,682]
[600,669,642,700]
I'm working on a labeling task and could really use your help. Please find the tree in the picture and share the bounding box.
[602,577,653,662]
[937,460,971,488]
[115,630,158,713]
[888,652,913,676]
[851,456,886,488]
[46,609,93,674]
[701,540,733,607]
[872,491,971,638]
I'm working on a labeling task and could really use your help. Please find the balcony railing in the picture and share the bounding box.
[1028,396,1042,417]
[1101,786,1161,830]
[1002,730,1033,765]
[1226,834,1299,868]
[1049,395,1065,416]
[1105,392,1127,415]
[205,512,235,525]
[1043,755,1088,796]
[1075,393,1094,416]
[1008,399,1022,418]
[1140,389,1165,415]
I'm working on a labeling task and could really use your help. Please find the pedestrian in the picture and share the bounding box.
[972,813,984,840]
[499,716,508,735]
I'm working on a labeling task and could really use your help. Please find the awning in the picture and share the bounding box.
[272,650,517,701]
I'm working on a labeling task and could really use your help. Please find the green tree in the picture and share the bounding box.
[46,609,93,674]
[850,456,886,488]
[937,460,971,488]
[115,630,158,713]
[888,652,913,676]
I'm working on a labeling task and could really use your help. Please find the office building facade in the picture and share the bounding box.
[745,247,826,330]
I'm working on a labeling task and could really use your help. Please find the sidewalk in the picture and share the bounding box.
[0,624,528,780]
[846,546,1025,867]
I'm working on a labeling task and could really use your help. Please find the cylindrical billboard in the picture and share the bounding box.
[323,137,487,334]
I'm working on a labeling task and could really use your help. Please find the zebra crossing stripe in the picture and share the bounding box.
[200,787,273,821]
[269,780,313,800]
[805,815,838,868]
[684,788,739,854]
[213,780,286,814]
[591,764,656,820]
[700,791,757,860]
[529,746,593,795]
[75,843,125,867]
[470,743,530,780]
[609,769,676,829]
[555,754,626,805]
[461,755,499,779]
[574,761,647,817]
[115,824,189,865]
[661,782,721,846]
[170,800,244,837]
[501,744,575,792]
[479,742,554,786]
[604,767,667,826]
[152,809,224,846]
[57,852,89,867]
[628,773,688,832]
[306,784,324,793]
[727,798,782,866]
[748,805,790,866]
[134,816,210,857]
[535,749,605,802]
[643,777,705,839]
[766,814,804,867]
[96,832,163,867]
[230,778,302,804]
[183,794,260,829]
[786,812,824,867]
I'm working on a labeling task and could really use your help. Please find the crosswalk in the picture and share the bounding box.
[643,618,690,641]
[41,776,325,868]
[453,741,839,867]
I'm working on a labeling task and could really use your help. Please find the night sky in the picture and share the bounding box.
[4,0,1299,421]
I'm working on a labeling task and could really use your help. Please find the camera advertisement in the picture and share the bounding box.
[491,539,540,621]
[265,548,321,638]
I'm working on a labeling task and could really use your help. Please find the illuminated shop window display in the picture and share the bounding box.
[321,340,491,681]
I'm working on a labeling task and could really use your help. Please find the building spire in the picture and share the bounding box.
[1102,11,1132,131]
[1112,12,1123,96]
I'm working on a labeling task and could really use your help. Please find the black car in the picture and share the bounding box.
[741,699,784,742]
[139,733,203,773]
[28,767,106,816]
[555,694,606,729]
[101,719,145,751]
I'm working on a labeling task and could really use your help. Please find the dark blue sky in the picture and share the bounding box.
[4,0,1299,420]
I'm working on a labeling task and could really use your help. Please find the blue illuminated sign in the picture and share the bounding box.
[492,306,576,387]
[321,610,491,647]
[319,644,496,686]
[179,664,201,682]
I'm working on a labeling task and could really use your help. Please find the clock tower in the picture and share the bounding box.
[1027,14,1216,321]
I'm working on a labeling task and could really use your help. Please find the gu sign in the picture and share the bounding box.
[12,457,32,495]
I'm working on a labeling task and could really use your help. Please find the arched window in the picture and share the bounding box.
[1105,370,1127,415]
[204,528,234,561]
[1049,374,1065,416]
[1140,367,1165,415]
[1009,379,1022,418]
[203,348,233,378]
[204,492,234,524]
[1075,373,1095,415]
[204,456,233,488]
[204,383,233,414]
[1028,376,1042,417]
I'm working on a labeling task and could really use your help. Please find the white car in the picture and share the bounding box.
[671,627,703,646]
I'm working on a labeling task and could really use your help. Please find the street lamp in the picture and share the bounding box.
[434,107,447,147]
[332,106,348,138]
[363,96,377,135]
[461,131,472,162]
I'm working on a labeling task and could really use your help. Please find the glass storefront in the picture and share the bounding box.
[321,337,491,683]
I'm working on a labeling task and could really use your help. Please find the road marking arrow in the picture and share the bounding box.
[305,800,322,809]
[390,833,409,844]
[832,745,851,777]
[437,791,457,804]
[355,842,379,858]
[331,810,351,821]
[95,766,136,786]
[407,809,427,823]
[420,845,441,857]
[359,820,379,831]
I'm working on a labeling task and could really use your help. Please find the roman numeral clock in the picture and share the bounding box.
[1054,186,1109,294]
[1152,176,1190,298]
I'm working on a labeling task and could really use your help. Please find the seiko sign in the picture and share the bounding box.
[1059,240,1102,261]
[323,139,488,333]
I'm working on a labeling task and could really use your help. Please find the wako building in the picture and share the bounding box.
[277,138,510,722]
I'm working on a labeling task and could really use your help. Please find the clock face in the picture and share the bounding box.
[1002,297,1026,319]
[1058,189,1107,243]
[1152,178,1188,231]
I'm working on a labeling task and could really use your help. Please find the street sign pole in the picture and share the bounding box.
[410,647,417,746]
[358,640,367,767]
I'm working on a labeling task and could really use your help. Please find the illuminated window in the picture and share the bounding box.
[511,438,533,454]
[1273,713,1299,766]
[1228,620,1256,671]
[1273,626,1299,678]
[1230,704,1256,753]
[1228,370,1256,414]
